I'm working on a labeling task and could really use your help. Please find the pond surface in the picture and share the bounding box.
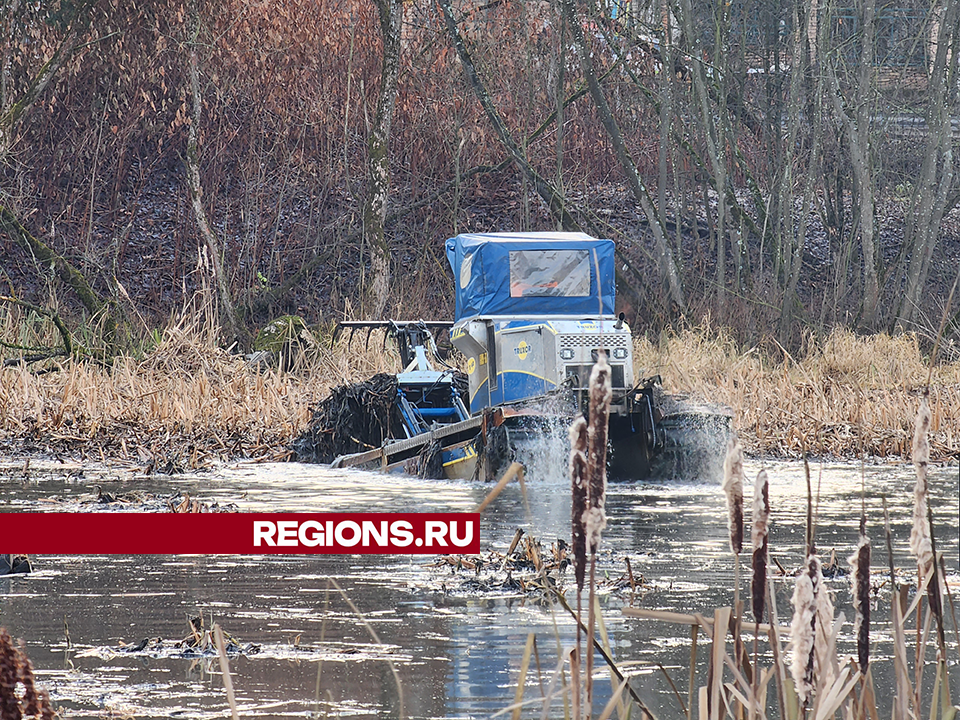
[0,454,957,719]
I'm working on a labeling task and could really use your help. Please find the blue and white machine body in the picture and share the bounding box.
[446,232,635,415]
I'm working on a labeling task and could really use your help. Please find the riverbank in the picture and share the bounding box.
[1,322,958,468]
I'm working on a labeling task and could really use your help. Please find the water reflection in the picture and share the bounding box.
[0,458,957,718]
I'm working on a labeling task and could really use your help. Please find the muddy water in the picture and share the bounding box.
[0,457,958,718]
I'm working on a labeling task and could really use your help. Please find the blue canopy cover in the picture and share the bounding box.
[445,232,616,321]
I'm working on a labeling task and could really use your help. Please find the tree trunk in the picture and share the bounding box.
[185,2,242,347]
[835,0,879,326]
[776,0,824,340]
[560,0,685,311]
[895,0,960,330]
[677,0,731,304]
[364,0,403,319]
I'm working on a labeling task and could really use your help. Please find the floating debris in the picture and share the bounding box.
[291,373,407,463]
[34,489,239,513]
[432,530,644,601]
[110,616,261,659]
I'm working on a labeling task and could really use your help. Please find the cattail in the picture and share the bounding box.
[909,394,934,576]
[585,353,611,554]
[570,416,589,593]
[789,555,818,706]
[1,628,19,720]
[789,551,837,706]
[751,469,770,624]
[722,437,745,555]
[18,645,40,718]
[848,521,871,673]
[813,553,836,693]
[0,628,55,720]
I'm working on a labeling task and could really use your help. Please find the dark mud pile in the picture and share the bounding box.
[291,373,407,464]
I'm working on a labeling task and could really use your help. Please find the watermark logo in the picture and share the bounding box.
[3,513,480,555]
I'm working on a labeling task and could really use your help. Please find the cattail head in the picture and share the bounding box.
[0,628,18,720]
[848,527,871,672]
[585,352,611,554]
[910,395,934,577]
[789,554,818,706]
[570,417,589,593]
[813,554,836,691]
[751,469,770,624]
[722,437,745,555]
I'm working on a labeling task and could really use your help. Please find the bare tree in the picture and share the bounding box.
[0,0,97,158]
[677,0,733,305]
[895,0,960,330]
[778,0,822,341]
[826,0,880,326]
[437,0,585,232]
[185,0,242,346]
[364,0,404,318]
[560,0,685,311]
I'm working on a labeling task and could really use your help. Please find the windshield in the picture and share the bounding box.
[508,249,591,298]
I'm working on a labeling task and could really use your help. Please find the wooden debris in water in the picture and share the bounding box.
[292,373,405,463]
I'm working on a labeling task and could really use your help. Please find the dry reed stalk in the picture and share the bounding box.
[512,633,536,720]
[213,623,240,720]
[329,578,405,718]
[570,646,582,720]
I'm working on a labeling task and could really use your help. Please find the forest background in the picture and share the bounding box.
[1,0,959,357]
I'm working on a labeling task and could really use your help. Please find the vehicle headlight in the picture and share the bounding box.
[560,348,575,360]
[612,347,628,360]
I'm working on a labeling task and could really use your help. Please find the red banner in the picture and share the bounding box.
[0,513,480,554]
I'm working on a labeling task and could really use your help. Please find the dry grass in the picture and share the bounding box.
[3,307,959,465]
[0,306,402,468]
[635,326,960,460]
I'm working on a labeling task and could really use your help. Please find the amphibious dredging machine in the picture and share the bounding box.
[328,232,731,481]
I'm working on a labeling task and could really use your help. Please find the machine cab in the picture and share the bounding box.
[445,232,635,415]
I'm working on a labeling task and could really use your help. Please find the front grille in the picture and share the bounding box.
[565,364,626,389]
[558,334,629,349]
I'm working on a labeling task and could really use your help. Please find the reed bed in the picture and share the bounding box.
[0,306,401,468]
[635,326,960,460]
[4,306,959,465]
